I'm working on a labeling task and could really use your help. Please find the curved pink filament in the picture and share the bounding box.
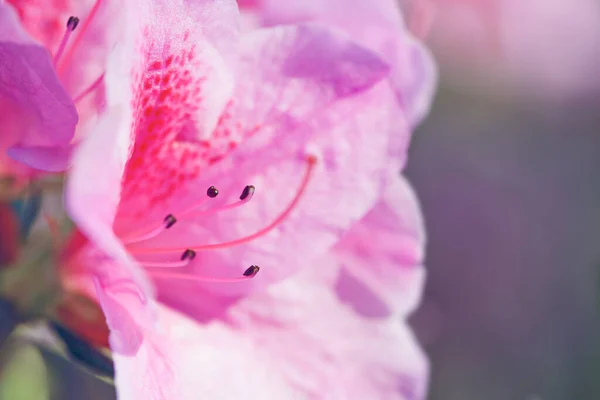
[73,73,105,104]
[57,0,103,75]
[184,190,253,218]
[53,26,74,65]
[141,259,192,268]
[122,223,169,245]
[128,156,317,255]
[147,270,255,283]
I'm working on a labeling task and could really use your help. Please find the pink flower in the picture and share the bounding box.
[0,0,116,174]
[419,0,600,98]
[239,0,437,128]
[66,175,428,399]
[64,0,433,397]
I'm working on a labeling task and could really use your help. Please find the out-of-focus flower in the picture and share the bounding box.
[64,0,434,397]
[239,0,437,128]
[417,0,600,98]
[0,203,19,265]
[0,0,117,174]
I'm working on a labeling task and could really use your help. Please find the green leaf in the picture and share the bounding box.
[0,343,49,400]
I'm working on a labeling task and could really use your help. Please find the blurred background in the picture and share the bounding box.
[404,0,600,399]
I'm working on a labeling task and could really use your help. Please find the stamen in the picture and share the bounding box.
[128,156,318,255]
[175,185,219,217]
[57,0,104,74]
[73,73,105,104]
[243,265,260,277]
[165,214,177,229]
[185,185,255,218]
[207,186,219,198]
[146,265,260,283]
[140,249,196,268]
[122,214,177,244]
[120,185,219,245]
[67,16,80,30]
[240,185,255,201]
[53,16,79,65]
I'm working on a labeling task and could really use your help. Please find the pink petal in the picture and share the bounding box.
[111,261,427,399]
[123,25,395,300]
[6,143,74,172]
[333,175,426,317]
[242,0,437,127]
[66,106,152,296]
[104,0,239,216]
[0,2,78,168]
[112,304,294,400]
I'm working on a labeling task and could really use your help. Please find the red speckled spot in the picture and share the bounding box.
[121,34,254,213]
[8,0,74,51]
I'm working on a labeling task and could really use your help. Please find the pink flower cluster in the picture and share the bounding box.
[1,0,436,398]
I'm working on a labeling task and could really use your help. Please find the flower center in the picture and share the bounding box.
[120,155,317,283]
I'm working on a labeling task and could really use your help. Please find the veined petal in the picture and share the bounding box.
[66,106,152,296]
[0,2,78,169]
[112,261,428,399]
[242,0,437,127]
[6,143,74,172]
[104,0,239,215]
[334,175,426,317]
[122,24,395,298]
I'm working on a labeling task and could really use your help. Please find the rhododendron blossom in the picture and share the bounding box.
[0,0,115,174]
[63,0,434,398]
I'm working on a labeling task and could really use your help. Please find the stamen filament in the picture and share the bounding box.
[73,73,105,104]
[123,223,169,245]
[128,156,317,255]
[53,17,79,65]
[120,184,220,245]
[146,268,258,283]
[141,259,192,268]
[57,0,104,74]
[140,249,195,268]
[122,214,177,245]
[186,185,255,218]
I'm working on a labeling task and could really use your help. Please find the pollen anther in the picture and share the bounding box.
[243,265,260,278]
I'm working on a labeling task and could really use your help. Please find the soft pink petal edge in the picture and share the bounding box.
[113,259,428,400]
[333,174,426,317]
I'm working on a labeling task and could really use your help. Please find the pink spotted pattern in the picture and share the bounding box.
[121,31,249,213]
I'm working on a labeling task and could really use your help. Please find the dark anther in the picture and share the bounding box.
[207,186,219,198]
[181,249,197,261]
[164,214,177,229]
[239,185,255,201]
[67,16,80,31]
[243,265,260,277]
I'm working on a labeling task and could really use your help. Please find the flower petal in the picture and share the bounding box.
[333,175,426,317]
[66,106,152,296]
[100,0,239,215]
[0,2,78,169]
[124,24,396,299]
[112,260,428,399]
[6,143,74,172]
[242,0,437,127]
